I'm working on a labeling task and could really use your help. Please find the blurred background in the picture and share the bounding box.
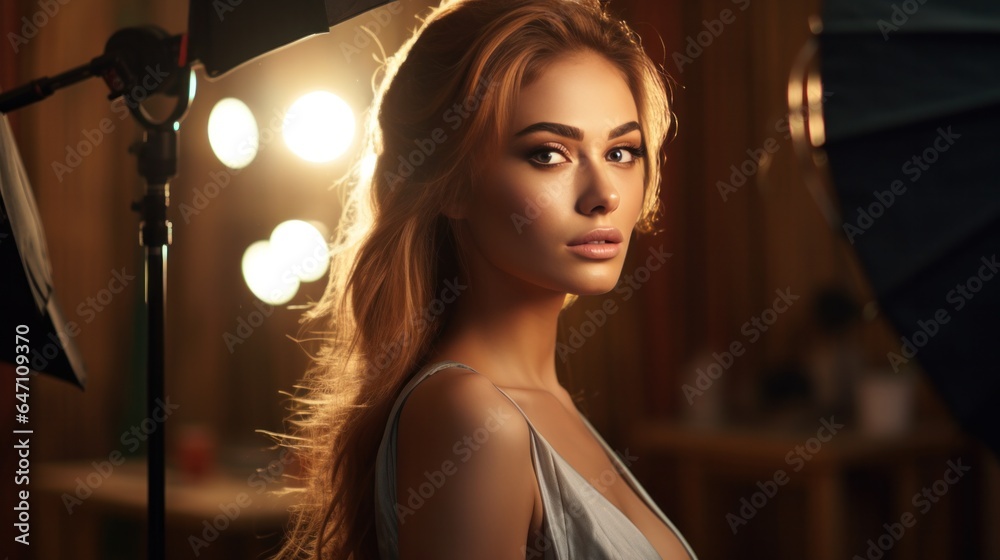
[1,0,997,559]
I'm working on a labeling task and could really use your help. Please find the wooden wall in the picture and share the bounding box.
[6,0,434,460]
[561,0,902,433]
[4,0,996,558]
[2,1,428,558]
[6,0,892,459]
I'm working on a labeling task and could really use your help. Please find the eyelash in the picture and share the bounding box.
[527,142,647,167]
[615,143,647,162]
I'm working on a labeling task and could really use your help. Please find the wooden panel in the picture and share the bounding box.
[8,0,993,557]
[3,7,34,560]
[602,0,908,426]
[14,0,139,462]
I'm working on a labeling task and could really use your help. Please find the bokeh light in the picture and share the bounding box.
[241,220,331,305]
[241,241,297,306]
[282,90,355,163]
[207,97,259,169]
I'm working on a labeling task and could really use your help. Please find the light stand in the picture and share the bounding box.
[128,65,191,560]
[0,26,190,559]
[1,1,396,556]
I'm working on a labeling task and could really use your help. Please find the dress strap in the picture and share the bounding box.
[576,414,699,559]
[412,360,540,430]
[374,359,554,560]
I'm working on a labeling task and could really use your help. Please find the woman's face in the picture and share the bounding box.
[458,49,646,296]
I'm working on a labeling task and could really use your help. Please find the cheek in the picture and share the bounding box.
[477,187,528,239]
[481,170,571,232]
[623,174,646,225]
[466,177,534,250]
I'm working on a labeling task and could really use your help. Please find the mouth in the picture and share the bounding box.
[567,227,624,246]
[566,242,621,259]
[567,228,623,259]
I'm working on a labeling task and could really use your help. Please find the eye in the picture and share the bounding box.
[528,146,570,166]
[607,145,646,164]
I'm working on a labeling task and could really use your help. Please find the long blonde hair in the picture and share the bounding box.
[272,0,673,558]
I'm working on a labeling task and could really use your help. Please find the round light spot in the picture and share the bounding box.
[269,220,330,283]
[208,98,258,169]
[283,91,355,163]
[241,240,298,306]
[241,220,331,305]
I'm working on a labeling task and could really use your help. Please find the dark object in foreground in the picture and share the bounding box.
[820,0,1000,455]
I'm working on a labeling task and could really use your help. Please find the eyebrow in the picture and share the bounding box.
[513,120,641,141]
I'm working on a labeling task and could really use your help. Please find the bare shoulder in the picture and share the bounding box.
[396,367,536,559]
[397,367,532,474]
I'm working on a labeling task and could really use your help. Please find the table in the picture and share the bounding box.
[626,420,972,560]
[33,459,299,559]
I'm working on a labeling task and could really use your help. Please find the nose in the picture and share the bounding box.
[576,163,620,216]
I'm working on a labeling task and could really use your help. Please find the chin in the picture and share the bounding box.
[560,269,624,296]
[570,283,619,297]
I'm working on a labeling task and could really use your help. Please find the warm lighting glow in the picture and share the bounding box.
[807,74,826,147]
[241,220,331,305]
[269,220,330,283]
[188,68,197,104]
[283,91,355,163]
[360,152,377,182]
[208,98,259,169]
[242,240,297,305]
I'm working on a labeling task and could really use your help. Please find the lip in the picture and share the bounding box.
[568,227,624,246]
[566,227,623,260]
[566,243,621,259]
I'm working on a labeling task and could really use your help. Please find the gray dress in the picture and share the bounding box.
[374,360,699,559]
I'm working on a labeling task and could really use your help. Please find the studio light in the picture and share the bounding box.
[270,219,330,283]
[207,97,259,169]
[283,90,355,162]
[0,2,395,557]
[242,219,330,305]
[242,240,296,305]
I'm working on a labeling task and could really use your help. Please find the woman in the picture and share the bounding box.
[273,0,695,558]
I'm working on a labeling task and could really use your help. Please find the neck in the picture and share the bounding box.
[428,264,567,393]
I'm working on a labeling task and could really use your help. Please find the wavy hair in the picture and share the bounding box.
[271,0,674,558]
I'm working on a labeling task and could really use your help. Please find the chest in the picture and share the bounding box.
[506,390,690,559]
